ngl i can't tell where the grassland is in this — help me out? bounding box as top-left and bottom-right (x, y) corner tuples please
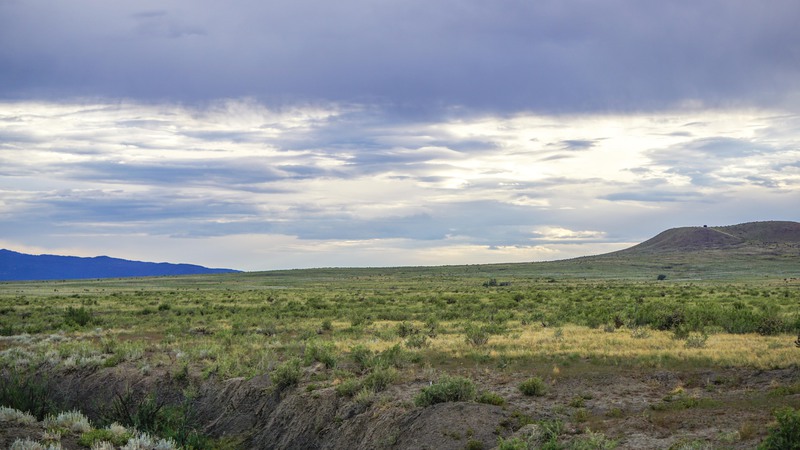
(1, 251), (799, 449)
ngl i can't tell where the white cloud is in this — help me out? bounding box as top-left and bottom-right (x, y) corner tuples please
(1, 100), (798, 269)
(531, 227), (607, 242)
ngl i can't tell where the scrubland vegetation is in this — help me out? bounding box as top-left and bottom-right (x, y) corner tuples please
(1, 263), (798, 448)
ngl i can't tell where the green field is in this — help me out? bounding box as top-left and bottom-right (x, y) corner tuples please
(1, 255), (799, 449)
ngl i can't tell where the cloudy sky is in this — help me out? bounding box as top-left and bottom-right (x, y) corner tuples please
(1, 1), (799, 270)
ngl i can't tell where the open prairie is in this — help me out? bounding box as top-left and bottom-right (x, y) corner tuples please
(1, 224), (799, 449)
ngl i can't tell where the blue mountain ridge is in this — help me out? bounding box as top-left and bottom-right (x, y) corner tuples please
(0, 249), (240, 281)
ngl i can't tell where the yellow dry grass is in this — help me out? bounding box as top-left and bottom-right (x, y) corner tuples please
(334, 323), (798, 370)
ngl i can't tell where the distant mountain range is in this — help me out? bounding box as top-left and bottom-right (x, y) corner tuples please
(0, 249), (240, 281)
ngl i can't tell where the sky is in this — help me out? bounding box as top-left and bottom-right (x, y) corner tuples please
(1, 0), (799, 271)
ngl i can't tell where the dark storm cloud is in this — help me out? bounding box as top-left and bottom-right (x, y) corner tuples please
(1, 0), (798, 112)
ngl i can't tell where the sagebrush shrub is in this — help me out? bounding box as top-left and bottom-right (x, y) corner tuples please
(64, 306), (93, 327)
(757, 316), (787, 336)
(0, 406), (37, 425)
(271, 358), (302, 390)
(414, 375), (477, 407)
(464, 324), (490, 347)
(363, 367), (398, 392)
(519, 377), (547, 397)
(334, 378), (362, 397)
(120, 433), (178, 450)
(303, 341), (337, 368)
(10, 438), (62, 450)
(44, 409), (92, 433)
(375, 344), (410, 368)
(396, 321), (418, 338)
(349, 344), (374, 372)
(477, 391), (505, 406)
(683, 331), (708, 349)
(404, 334), (429, 349)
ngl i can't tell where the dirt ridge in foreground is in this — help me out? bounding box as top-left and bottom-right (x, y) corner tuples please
(3, 362), (798, 449)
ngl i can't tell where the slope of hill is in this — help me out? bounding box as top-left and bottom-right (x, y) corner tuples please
(615, 220), (800, 255)
(0, 249), (240, 281)
(542, 220), (800, 280)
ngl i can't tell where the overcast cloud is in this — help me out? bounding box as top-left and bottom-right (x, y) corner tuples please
(1, 1), (799, 270)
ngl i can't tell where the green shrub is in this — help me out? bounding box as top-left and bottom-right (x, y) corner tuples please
(335, 378), (362, 397)
(650, 389), (718, 411)
(683, 332), (708, 349)
(570, 430), (618, 449)
(496, 437), (527, 450)
(79, 428), (132, 447)
(519, 377), (547, 397)
(350, 344), (375, 372)
(424, 316), (440, 338)
(353, 387), (375, 407)
(477, 391), (505, 406)
(540, 419), (565, 439)
(105, 390), (163, 433)
(349, 313), (368, 328)
(415, 375), (477, 407)
(1, 324), (14, 336)
(363, 367), (398, 392)
(405, 334), (429, 349)
(465, 439), (484, 450)
(103, 393), (207, 450)
(569, 396), (585, 408)
(671, 324), (690, 340)
(375, 344), (410, 369)
(397, 321), (418, 338)
(464, 324), (490, 347)
(0, 370), (53, 420)
(573, 408), (589, 423)
(172, 363), (189, 382)
(757, 316), (787, 336)
(271, 358), (302, 390)
(303, 341), (337, 369)
(64, 306), (93, 327)
(759, 407), (800, 449)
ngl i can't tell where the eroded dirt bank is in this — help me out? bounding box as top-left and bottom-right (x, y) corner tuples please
(2, 362), (799, 449)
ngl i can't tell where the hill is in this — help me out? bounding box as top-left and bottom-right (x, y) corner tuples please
(0, 249), (240, 281)
(543, 220), (800, 280)
(615, 220), (800, 254)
